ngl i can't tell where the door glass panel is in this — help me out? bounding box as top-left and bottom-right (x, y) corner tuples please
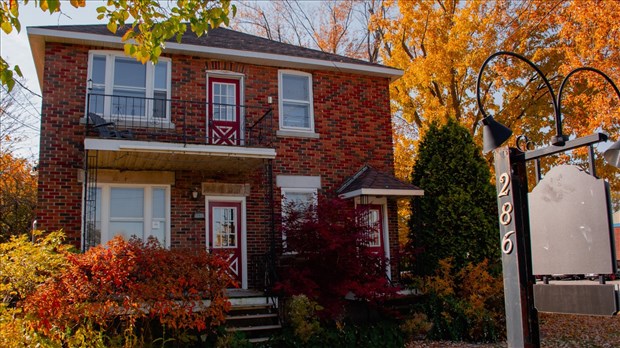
(213, 207), (237, 248)
(366, 209), (381, 247)
(212, 82), (236, 121)
(110, 188), (144, 218)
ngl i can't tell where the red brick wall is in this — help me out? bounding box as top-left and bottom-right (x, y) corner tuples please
(37, 42), (399, 281)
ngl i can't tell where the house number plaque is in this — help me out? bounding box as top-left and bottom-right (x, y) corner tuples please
(498, 172), (515, 254)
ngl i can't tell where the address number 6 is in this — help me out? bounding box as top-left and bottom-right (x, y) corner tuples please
(502, 230), (515, 254)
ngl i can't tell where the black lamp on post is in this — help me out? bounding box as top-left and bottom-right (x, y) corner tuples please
(477, 51), (569, 153)
(478, 51), (620, 347)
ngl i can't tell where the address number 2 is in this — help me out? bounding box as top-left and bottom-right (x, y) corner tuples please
(498, 172), (514, 255)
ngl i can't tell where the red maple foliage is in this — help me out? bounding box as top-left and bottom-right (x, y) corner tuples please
(276, 198), (400, 319)
(24, 237), (235, 342)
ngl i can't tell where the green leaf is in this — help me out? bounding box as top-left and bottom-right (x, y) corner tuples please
(14, 65), (22, 77)
(47, 0), (61, 13)
(96, 6), (107, 13)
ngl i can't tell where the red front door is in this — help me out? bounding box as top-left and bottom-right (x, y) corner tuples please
(208, 77), (241, 145)
(362, 205), (385, 257)
(209, 201), (242, 284)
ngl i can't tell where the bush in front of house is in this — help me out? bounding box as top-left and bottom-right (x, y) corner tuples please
(1, 232), (235, 347)
(0, 230), (70, 347)
(418, 258), (505, 343)
(276, 198), (400, 320)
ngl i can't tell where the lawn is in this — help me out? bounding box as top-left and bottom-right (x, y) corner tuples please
(407, 312), (620, 347)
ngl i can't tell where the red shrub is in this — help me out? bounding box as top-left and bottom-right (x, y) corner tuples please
(276, 198), (399, 319)
(25, 237), (234, 341)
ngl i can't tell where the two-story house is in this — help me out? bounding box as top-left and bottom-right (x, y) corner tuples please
(28, 24), (423, 290)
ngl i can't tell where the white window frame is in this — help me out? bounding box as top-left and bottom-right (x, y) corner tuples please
(87, 50), (172, 121)
(88, 183), (171, 248)
(278, 70), (314, 133)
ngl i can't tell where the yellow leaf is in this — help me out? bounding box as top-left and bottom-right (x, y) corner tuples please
(107, 21), (117, 34)
(1, 22), (13, 34)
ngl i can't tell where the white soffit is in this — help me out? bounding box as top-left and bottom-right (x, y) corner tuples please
(339, 188), (425, 200)
(84, 138), (276, 159)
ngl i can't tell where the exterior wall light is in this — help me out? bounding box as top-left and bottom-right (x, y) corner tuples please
(191, 187), (200, 200)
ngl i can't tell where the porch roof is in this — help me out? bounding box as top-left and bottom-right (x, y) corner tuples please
(337, 165), (424, 199)
(84, 138), (276, 173)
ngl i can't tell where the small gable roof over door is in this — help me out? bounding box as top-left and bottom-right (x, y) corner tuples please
(337, 165), (424, 199)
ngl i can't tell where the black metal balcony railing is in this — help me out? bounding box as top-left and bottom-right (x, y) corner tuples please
(85, 92), (274, 147)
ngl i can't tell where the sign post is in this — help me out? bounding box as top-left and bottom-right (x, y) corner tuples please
(493, 147), (539, 347)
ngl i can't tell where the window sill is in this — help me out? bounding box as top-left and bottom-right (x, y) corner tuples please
(276, 130), (320, 139)
(80, 117), (176, 130)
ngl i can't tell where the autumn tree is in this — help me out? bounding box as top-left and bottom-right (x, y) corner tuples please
(0, 0), (236, 91)
(372, 0), (567, 138)
(410, 120), (498, 276)
(234, 0), (385, 63)
(0, 150), (36, 242)
(0, 80), (39, 241)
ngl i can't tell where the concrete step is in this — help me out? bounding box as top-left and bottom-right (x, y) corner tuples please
(225, 313), (279, 327)
(226, 324), (282, 332)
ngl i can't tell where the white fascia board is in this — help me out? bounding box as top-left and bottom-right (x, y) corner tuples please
(339, 188), (425, 199)
(84, 139), (276, 159)
(27, 28), (403, 80)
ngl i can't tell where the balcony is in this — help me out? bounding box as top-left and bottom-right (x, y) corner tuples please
(84, 93), (277, 173)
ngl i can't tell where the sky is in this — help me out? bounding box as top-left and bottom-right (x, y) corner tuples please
(1, 1), (108, 160)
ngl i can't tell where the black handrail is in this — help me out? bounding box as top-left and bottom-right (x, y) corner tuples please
(85, 92), (274, 147)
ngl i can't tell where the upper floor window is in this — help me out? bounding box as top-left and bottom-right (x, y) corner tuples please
(88, 51), (171, 120)
(278, 70), (314, 132)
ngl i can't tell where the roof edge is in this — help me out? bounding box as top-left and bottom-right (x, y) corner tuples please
(27, 27), (403, 80)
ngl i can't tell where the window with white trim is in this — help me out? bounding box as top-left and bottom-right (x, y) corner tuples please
(87, 184), (170, 247)
(278, 70), (314, 132)
(282, 188), (317, 213)
(88, 51), (171, 120)
(281, 187), (317, 251)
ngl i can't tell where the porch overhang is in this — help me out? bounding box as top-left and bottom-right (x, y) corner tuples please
(337, 165), (424, 199)
(84, 138), (276, 173)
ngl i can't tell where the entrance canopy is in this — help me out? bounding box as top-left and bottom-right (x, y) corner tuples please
(337, 165), (424, 199)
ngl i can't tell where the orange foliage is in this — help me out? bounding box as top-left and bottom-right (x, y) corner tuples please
(25, 237), (234, 342)
(0, 149), (37, 241)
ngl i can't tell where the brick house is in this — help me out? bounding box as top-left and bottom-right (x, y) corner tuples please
(28, 24), (423, 290)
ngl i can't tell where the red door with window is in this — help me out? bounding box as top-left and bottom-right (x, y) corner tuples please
(208, 77), (241, 145)
(362, 205), (385, 257)
(209, 201), (242, 285)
